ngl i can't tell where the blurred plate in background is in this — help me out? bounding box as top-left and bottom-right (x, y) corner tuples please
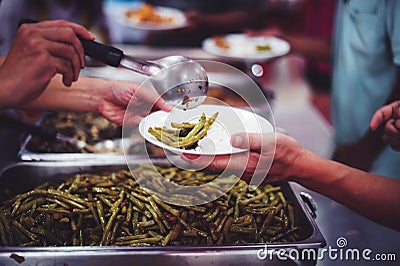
(202, 34), (290, 62)
(117, 3), (189, 30)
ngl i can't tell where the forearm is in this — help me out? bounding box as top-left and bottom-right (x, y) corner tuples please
(285, 35), (331, 63)
(0, 56), (15, 108)
(0, 74), (17, 108)
(197, 9), (265, 33)
(385, 69), (400, 103)
(21, 75), (109, 113)
(0, 57), (27, 108)
(355, 69), (400, 157)
(293, 148), (400, 230)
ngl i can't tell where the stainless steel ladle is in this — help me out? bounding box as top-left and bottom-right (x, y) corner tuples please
(80, 39), (208, 109)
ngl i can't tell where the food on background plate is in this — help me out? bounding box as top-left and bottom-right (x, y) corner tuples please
(203, 34), (292, 61)
(0, 164), (301, 247)
(125, 4), (173, 24)
(148, 112), (219, 149)
(213, 35), (271, 53)
(213, 36), (230, 50)
(256, 44), (271, 51)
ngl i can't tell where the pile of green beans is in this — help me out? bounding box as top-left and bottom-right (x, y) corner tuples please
(148, 112), (219, 149)
(0, 165), (300, 247)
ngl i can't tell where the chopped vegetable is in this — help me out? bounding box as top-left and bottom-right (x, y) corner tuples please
(148, 112), (219, 149)
(0, 165), (301, 247)
(256, 44), (271, 51)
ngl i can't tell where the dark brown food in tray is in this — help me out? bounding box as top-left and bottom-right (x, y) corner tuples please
(26, 112), (121, 153)
(0, 164), (306, 247)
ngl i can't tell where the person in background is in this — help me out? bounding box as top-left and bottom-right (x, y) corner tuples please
(143, 0), (304, 46)
(330, 0), (400, 178)
(249, 0), (400, 178)
(183, 99), (400, 231)
(0, 20), (171, 125)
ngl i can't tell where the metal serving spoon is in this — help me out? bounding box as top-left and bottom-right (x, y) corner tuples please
(80, 39), (209, 109)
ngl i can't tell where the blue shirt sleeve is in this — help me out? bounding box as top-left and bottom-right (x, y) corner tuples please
(386, 0), (400, 65)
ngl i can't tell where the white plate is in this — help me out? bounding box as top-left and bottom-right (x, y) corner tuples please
(139, 105), (274, 155)
(202, 34), (290, 61)
(118, 4), (189, 31)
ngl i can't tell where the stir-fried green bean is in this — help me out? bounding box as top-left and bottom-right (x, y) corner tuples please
(0, 164), (301, 247)
(148, 113), (219, 149)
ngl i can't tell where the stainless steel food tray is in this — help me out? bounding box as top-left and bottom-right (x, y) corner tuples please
(0, 160), (325, 266)
(17, 113), (149, 162)
(18, 135), (137, 162)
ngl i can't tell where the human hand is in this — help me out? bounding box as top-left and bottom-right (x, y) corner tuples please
(178, 11), (208, 36)
(183, 132), (303, 183)
(98, 80), (173, 125)
(185, 11), (202, 29)
(370, 101), (400, 151)
(0, 20), (94, 108)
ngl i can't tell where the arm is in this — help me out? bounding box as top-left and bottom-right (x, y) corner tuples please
(288, 139), (400, 231)
(184, 133), (400, 231)
(187, 9), (265, 34)
(285, 35), (331, 62)
(332, 69), (400, 171)
(21, 74), (107, 113)
(21, 75), (172, 125)
(184, 1), (273, 37)
(247, 28), (332, 63)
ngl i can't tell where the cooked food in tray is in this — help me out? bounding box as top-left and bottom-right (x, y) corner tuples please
(26, 112), (121, 153)
(0, 165), (300, 247)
